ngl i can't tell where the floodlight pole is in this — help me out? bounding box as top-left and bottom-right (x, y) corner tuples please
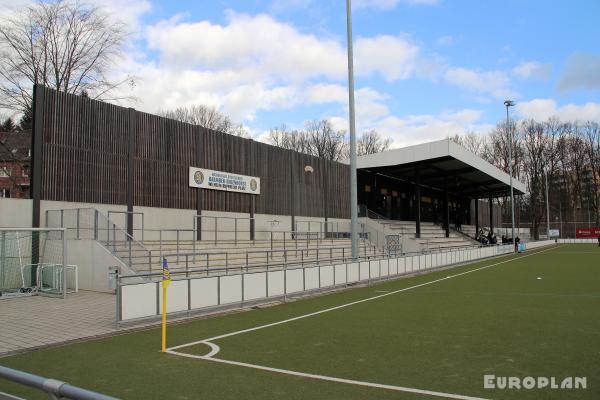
(504, 100), (516, 249)
(346, 0), (359, 260)
(544, 161), (550, 238)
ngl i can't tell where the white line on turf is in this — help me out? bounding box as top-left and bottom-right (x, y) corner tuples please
(167, 348), (489, 400)
(166, 245), (562, 400)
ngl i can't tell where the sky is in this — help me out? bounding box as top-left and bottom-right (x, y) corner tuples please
(2, 0), (600, 147)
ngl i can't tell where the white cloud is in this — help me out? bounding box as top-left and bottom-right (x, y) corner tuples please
(94, 0), (152, 31)
(354, 0), (440, 10)
(145, 12), (347, 81)
(512, 61), (551, 80)
(304, 84), (347, 104)
(115, 11), (428, 123)
(516, 99), (600, 122)
(444, 67), (514, 99)
(557, 53), (600, 91)
(355, 35), (420, 81)
(326, 107), (490, 148)
(377, 109), (492, 147)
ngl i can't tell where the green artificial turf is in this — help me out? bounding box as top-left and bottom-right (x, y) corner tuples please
(0, 244), (598, 400)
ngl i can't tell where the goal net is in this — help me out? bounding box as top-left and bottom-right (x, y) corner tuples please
(0, 228), (71, 297)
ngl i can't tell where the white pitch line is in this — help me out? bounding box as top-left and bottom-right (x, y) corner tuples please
(166, 348), (489, 400)
(166, 245), (562, 399)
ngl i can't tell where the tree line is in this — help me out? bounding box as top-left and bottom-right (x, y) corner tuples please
(453, 118), (600, 237)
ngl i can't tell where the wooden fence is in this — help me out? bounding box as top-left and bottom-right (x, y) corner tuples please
(32, 85), (350, 219)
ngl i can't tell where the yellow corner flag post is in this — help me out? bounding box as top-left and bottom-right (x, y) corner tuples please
(161, 257), (171, 353)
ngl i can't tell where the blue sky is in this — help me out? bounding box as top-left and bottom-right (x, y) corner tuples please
(5, 0), (600, 146)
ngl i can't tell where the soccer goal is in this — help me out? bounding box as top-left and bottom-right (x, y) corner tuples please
(0, 228), (75, 299)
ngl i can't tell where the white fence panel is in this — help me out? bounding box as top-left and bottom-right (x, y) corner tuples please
(380, 259), (389, 277)
(220, 275), (242, 304)
(419, 255), (427, 270)
(286, 269), (304, 293)
(121, 282), (156, 320)
(159, 280), (188, 313)
(304, 267), (320, 290)
(190, 277), (219, 309)
(268, 270), (284, 297)
(320, 265), (334, 287)
(334, 263), (347, 285)
(347, 262), (359, 282)
(359, 262), (370, 280)
(369, 260), (380, 279)
(389, 258), (398, 275)
(244, 272), (267, 301)
(398, 257), (406, 274)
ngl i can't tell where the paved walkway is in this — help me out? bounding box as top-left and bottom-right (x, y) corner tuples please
(0, 291), (116, 356)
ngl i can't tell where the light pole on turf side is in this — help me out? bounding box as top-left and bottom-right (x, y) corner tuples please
(504, 100), (516, 249)
(544, 160), (551, 239)
(346, 0), (358, 260)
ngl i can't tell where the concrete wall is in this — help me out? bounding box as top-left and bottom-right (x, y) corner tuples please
(0, 198), (32, 227)
(68, 240), (127, 292)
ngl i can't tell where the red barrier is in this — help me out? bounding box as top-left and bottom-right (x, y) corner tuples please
(575, 227), (600, 238)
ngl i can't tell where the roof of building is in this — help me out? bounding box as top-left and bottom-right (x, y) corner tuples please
(355, 138), (527, 198)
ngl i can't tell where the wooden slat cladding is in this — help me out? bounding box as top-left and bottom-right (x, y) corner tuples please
(38, 87), (350, 218)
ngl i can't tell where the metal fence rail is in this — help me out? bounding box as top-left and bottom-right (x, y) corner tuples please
(140, 241), (504, 281)
(45, 208), (152, 274)
(0, 365), (118, 400)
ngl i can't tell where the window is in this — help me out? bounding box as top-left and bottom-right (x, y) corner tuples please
(22, 165), (29, 177)
(0, 167), (12, 178)
(0, 188), (10, 198)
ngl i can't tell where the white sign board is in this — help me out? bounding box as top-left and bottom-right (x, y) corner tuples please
(548, 229), (560, 238)
(189, 167), (260, 195)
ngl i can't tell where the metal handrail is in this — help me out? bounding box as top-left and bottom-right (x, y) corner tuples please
(161, 241), (378, 272)
(107, 210), (145, 242)
(120, 242), (510, 282)
(0, 365), (118, 400)
(45, 208), (153, 274)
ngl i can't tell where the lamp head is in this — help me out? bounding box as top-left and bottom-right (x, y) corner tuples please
(504, 100), (515, 107)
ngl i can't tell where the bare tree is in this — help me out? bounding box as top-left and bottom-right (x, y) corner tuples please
(582, 121), (600, 223)
(267, 119), (347, 161)
(159, 104), (249, 138)
(451, 132), (487, 157)
(357, 130), (391, 156)
(0, 0), (133, 112)
(266, 124), (308, 153)
(304, 119), (346, 161)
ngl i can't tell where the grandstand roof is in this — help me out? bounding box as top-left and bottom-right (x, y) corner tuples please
(355, 138), (527, 198)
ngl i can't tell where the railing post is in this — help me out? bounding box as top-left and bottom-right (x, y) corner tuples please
(270, 231), (273, 250)
(94, 210), (98, 240)
(176, 230), (180, 264)
(159, 230), (162, 259)
(60, 209), (64, 228)
(148, 250), (152, 273)
(235, 218), (238, 245)
(76, 209), (80, 240)
(62, 229), (67, 299)
(214, 217), (218, 245)
(128, 238), (132, 269)
(112, 224), (116, 252)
